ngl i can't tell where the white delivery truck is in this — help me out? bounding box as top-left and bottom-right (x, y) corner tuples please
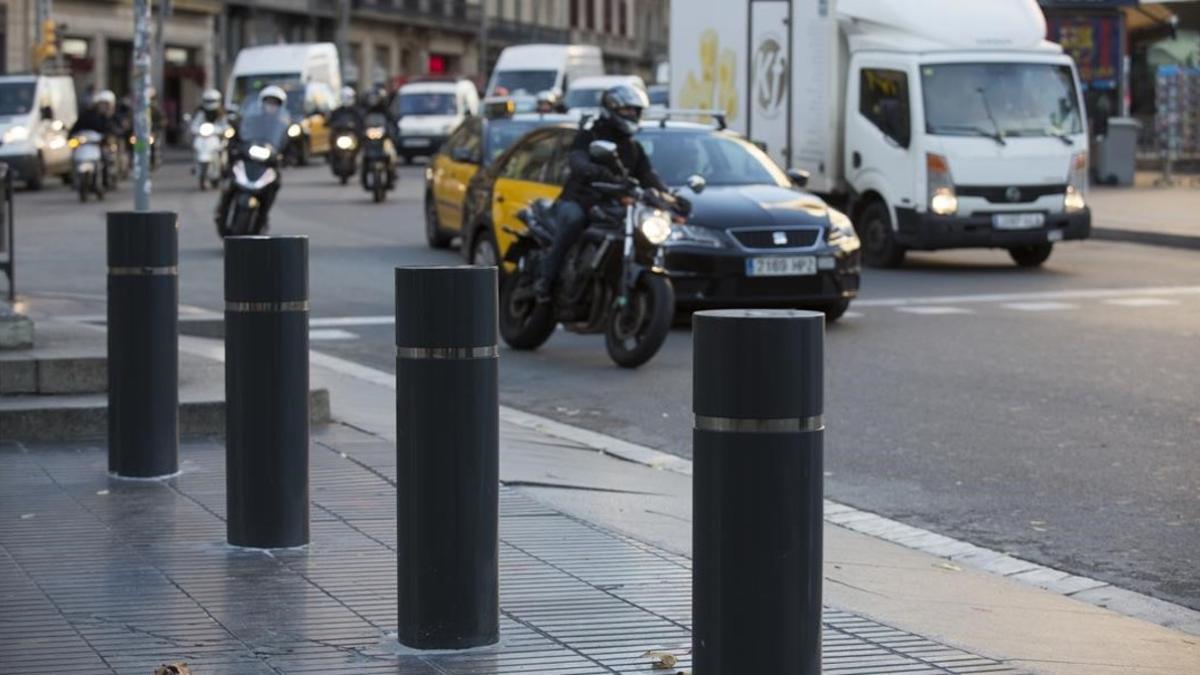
(671, 0), (1091, 268)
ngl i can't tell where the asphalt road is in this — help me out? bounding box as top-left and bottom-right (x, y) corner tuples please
(11, 154), (1199, 611)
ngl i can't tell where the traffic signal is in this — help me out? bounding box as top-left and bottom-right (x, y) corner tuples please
(33, 19), (57, 63)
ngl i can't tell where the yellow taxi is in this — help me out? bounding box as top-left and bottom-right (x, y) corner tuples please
(281, 82), (335, 164)
(423, 112), (573, 251)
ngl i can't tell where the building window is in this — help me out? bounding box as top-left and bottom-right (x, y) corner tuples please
(61, 37), (89, 59)
(374, 45), (391, 86)
(165, 47), (190, 66)
(618, 0), (627, 36)
(569, 0), (579, 27)
(603, 0), (612, 33)
(585, 0), (594, 30)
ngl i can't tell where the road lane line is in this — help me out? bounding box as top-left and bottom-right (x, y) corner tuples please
(1002, 301), (1079, 312)
(1103, 297), (1180, 307)
(308, 316), (395, 327)
(895, 306), (974, 315)
(310, 329), (360, 341)
(855, 285), (1200, 307)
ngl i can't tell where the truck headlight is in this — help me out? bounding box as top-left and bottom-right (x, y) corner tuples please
(3, 126), (29, 143)
(1065, 151), (1088, 213)
(287, 123), (301, 138)
(927, 153), (958, 216)
(639, 213), (672, 245)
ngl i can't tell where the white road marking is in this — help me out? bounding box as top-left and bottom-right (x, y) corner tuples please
(855, 285), (1200, 308)
(1002, 301), (1079, 312)
(309, 328), (359, 341)
(841, 311), (865, 319)
(1103, 297), (1180, 308)
(309, 316), (395, 327)
(895, 306), (973, 315)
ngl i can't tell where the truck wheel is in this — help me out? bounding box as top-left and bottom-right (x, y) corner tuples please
(1009, 243), (1053, 268)
(860, 200), (906, 268)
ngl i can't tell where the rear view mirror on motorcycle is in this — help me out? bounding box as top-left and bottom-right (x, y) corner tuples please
(589, 140), (618, 162)
(686, 174), (707, 194)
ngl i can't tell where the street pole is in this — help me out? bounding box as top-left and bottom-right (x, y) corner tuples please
(132, 0), (152, 211)
(153, 0), (172, 103)
(478, 0), (489, 79)
(336, 0), (350, 84)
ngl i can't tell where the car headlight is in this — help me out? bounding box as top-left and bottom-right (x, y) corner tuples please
(666, 224), (727, 248)
(224, 126), (236, 139)
(287, 123), (301, 138)
(198, 122), (215, 137)
(335, 134), (356, 150)
(247, 144), (272, 161)
(639, 213), (673, 245)
(927, 153), (958, 216)
(366, 126), (385, 140)
(826, 209), (861, 251)
(1065, 151), (1088, 213)
(3, 126), (29, 143)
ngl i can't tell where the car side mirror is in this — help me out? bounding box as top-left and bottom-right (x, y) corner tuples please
(450, 147), (473, 163)
(786, 168), (810, 188)
(686, 174), (707, 194)
(40, 106), (53, 121)
(589, 139), (618, 162)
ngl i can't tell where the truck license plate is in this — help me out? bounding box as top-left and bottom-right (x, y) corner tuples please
(993, 213), (1045, 230)
(746, 256), (817, 277)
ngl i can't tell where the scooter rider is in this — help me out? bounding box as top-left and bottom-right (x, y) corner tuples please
(191, 89), (226, 128)
(359, 86), (398, 188)
(214, 86), (288, 229)
(70, 89), (117, 137)
(535, 84), (669, 302)
(329, 86), (362, 132)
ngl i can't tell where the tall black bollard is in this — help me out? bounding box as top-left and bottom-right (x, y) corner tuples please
(692, 309), (825, 674)
(107, 211), (178, 478)
(224, 236), (310, 549)
(395, 265), (499, 650)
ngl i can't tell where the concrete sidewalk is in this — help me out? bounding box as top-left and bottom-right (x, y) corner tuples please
(1089, 172), (1200, 250)
(3, 323), (1199, 674)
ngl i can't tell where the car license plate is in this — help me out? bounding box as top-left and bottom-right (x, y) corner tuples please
(993, 213), (1044, 230)
(746, 256), (817, 277)
(402, 138), (430, 148)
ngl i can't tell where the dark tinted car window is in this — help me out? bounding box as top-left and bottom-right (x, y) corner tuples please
(638, 129), (789, 187)
(499, 129), (558, 182)
(547, 130), (577, 186)
(444, 118), (481, 162)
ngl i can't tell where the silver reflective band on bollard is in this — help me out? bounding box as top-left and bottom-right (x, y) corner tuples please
(224, 235), (310, 549)
(692, 309), (825, 675)
(107, 211), (179, 478)
(395, 265), (500, 650)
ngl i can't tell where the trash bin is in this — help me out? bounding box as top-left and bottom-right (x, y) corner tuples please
(1094, 117), (1141, 186)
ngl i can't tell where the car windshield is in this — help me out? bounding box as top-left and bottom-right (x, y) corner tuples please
(922, 63), (1083, 138)
(563, 88), (605, 109)
(0, 82), (36, 116)
(231, 73), (302, 108)
(485, 120), (548, 163)
(490, 70), (557, 96)
(397, 93), (456, 116)
(638, 130), (790, 187)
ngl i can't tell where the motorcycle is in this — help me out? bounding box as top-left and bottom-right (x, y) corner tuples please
(498, 140), (692, 369)
(69, 130), (105, 202)
(215, 109), (286, 238)
(329, 126), (358, 185)
(361, 112), (395, 203)
(191, 119), (230, 191)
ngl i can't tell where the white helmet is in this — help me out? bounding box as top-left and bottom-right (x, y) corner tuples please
(258, 85), (287, 108)
(201, 89), (222, 111)
(340, 86), (356, 107)
(94, 89), (116, 107)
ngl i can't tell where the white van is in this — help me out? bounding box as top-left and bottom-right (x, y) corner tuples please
(394, 79), (480, 163)
(486, 44), (604, 105)
(226, 43), (341, 161)
(563, 74), (646, 114)
(0, 74), (77, 189)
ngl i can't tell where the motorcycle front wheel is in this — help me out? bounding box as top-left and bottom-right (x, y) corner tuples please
(372, 171), (386, 202)
(499, 271), (556, 351)
(77, 177), (88, 203)
(605, 274), (674, 369)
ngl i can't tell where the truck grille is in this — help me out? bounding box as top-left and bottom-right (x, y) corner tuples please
(731, 228), (821, 250)
(957, 184), (1066, 204)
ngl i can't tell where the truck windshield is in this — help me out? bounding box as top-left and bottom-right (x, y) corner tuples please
(0, 82), (36, 116)
(231, 73), (302, 108)
(563, 88), (605, 109)
(397, 93), (456, 116)
(490, 70), (557, 96)
(921, 63), (1082, 139)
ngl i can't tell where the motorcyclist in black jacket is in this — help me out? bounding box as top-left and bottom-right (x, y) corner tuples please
(70, 89), (117, 137)
(536, 84), (668, 302)
(359, 86), (398, 189)
(328, 86), (363, 132)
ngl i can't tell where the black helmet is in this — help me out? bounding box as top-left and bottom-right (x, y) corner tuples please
(362, 87), (384, 110)
(599, 84), (649, 136)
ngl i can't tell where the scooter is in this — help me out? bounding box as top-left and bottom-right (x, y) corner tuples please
(329, 126), (358, 185)
(360, 114), (396, 203)
(70, 130), (105, 203)
(192, 120), (230, 191)
(215, 112), (285, 238)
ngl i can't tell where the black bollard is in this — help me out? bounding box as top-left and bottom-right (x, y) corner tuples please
(395, 265), (499, 649)
(692, 309), (825, 674)
(107, 211), (178, 478)
(224, 236), (310, 548)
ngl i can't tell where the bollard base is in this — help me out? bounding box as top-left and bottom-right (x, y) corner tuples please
(108, 469), (182, 482)
(385, 633), (504, 655)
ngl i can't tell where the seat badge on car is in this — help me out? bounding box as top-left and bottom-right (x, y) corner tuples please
(773, 231), (788, 246)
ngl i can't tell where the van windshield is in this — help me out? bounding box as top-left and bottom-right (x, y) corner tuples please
(231, 73), (302, 108)
(922, 63), (1082, 139)
(0, 82), (36, 116)
(397, 93), (456, 116)
(563, 88), (605, 109)
(491, 70), (557, 96)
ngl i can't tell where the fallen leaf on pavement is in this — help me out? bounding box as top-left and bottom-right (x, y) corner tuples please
(642, 650), (678, 668)
(154, 663), (191, 675)
(936, 562), (963, 572)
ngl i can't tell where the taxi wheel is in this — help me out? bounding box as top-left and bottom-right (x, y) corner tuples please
(860, 200), (906, 269)
(424, 192), (453, 249)
(296, 137), (310, 166)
